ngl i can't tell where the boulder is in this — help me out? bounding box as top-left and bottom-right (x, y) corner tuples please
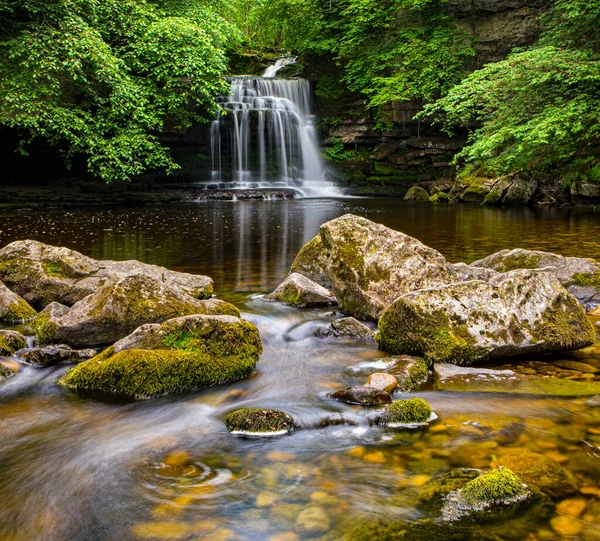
(0, 281), (36, 322)
(471, 248), (600, 309)
(224, 408), (296, 436)
(0, 330), (27, 356)
(365, 372), (397, 393)
(571, 181), (600, 205)
(324, 317), (374, 340)
(434, 362), (600, 396)
(387, 355), (429, 392)
(330, 386), (392, 406)
(378, 398), (432, 426)
(266, 273), (336, 307)
(492, 449), (577, 498)
(404, 186), (430, 201)
(0, 362), (14, 380)
(0, 240), (213, 309)
(29, 274), (239, 348)
(60, 314), (262, 399)
(376, 269), (595, 365)
(316, 215), (455, 321)
(295, 505), (331, 535)
(453, 175), (537, 205)
(16, 345), (96, 366)
(289, 235), (332, 289)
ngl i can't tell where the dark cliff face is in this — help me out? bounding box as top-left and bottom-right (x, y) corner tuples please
(314, 0), (551, 195)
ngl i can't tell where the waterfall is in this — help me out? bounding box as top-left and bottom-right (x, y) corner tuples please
(208, 72), (339, 197)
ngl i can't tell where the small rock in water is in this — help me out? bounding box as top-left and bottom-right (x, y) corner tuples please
(324, 317), (374, 339)
(224, 408), (296, 435)
(17, 345), (84, 366)
(556, 497), (587, 517)
(294, 505), (330, 534)
(365, 372), (397, 393)
(550, 515), (583, 537)
(330, 386), (392, 406)
(266, 273), (336, 307)
(0, 330), (28, 356)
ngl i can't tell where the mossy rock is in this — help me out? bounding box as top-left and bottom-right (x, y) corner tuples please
(461, 467), (527, 507)
(0, 362), (14, 379)
(60, 314), (262, 399)
(290, 235), (332, 289)
(387, 355), (429, 392)
(224, 408), (296, 435)
(344, 518), (469, 541)
(0, 281), (37, 322)
(493, 449), (577, 498)
(266, 273), (335, 307)
(378, 398), (432, 425)
(0, 330), (27, 356)
(419, 468), (482, 513)
(404, 186), (430, 201)
(429, 192), (450, 203)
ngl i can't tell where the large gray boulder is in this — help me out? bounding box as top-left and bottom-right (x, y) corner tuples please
(571, 181), (600, 205)
(293, 215), (456, 321)
(0, 240), (213, 309)
(0, 281), (36, 322)
(266, 273), (336, 307)
(376, 269), (595, 365)
(471, 248), (600, 309)
(29, 274), (240, 348)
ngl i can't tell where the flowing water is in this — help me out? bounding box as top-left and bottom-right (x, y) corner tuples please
(0, 199), (599, 541)
(209, 77), (339, 197)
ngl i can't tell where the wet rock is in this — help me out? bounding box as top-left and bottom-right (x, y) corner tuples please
(324, 317), (374, 340)
(378, 398), (432, 426)
(0, 362), (14, 380)
(16, 345), (94, 366)
(386, 355), (429, 392)
(0, 239), (213, 309)
(550, 515), (583, 537)
(365, 372), (397, 393)
(452, 175), (537, 205)
(493, 449), (577, 498)
(294, 505), (330, 534)
(571, 181), (600, 205)
(289, 235), (332, 289)
(418, 468), (482, 513)
(0, 330), (27, 356)
(29, 274), (239, 348)
(224, 408), (296, 436)
(60, 314), (262, 399)
(471, 247), (600, 309)
(556, 497), (587, 517)
(404, 186), (430, 201)
(0, 281), (36, 322)
(377, 269), (595, 365)
(330, 386), (392, 406)
(553, 360), (598, 373)
(266, 273), (335, 307)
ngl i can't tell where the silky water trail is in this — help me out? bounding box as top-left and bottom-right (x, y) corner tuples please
(0, 199), (599, 540)
(207, 61), (340, 198)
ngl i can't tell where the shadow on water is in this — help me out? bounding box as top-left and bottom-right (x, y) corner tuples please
(0, 199), (599, 540)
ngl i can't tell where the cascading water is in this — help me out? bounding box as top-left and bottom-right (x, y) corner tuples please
(208, 64), (340, 197)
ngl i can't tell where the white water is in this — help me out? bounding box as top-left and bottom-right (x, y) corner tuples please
(263, 57), (297, 78)
(209, 70), (340, 197)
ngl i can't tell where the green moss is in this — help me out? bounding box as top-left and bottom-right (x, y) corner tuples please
(0, 363), (13, 378)
(344, 519), (468, 541)
(29, 311), (57, 345)
(567, 270), (600, 288)
(461, 468), (527, 507)
(224, 408), (296, 433)
(491, 253), (543, 273)
(404, 186), (430, 201)
(41, 259), (80, 278)
(189, 283), (214, 300)
(3, 299), (37, 322)
(531, 299), (595, 348)
(429, 192), (450, 203)
(60, 318), (262, 398)
(407, 357), (428, 386)
(379, 397), (432, 425)
(419, 469), (482, 513)
(0, 332), (27, 356)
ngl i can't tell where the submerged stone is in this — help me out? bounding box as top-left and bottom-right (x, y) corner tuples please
(330, 386), (392, 406)
(29, 274), (239, 348)
(0, 330), (27, 356)
(378, 398), (432, 426)
(60, 314), (262, 399)
(376, 269), (595, 365)
(224, 408), (296, 436)
(294, 505), (330, 534)
(0, 281), (36, 322)
(266, 273), (336, 307)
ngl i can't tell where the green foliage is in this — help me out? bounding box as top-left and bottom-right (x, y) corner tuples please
(325, 0), (475, 106)
(421, 0), (600, 184)
(0, 0), (230, 182)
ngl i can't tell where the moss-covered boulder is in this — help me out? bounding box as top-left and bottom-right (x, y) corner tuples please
(0, 281), (36, 322)
(324, 317), (374, 340)
(60, 314), (262, 398)
(29, 274), (239, 348)
(266, 273), (336, 307)
(471, 248), (600, 310)
(0, 330), (27, 356)
(0, 362), (14, 380)
(386, 355), (429, 392)
(0, 240), (213, 309)
(419, 468), (483, 513)
(290, 235), (333, 290)
(378, 397), (432, 426)
(493, 449), (577, 498)
(376, 269), (595, 365)
(404, 186), (430, 201)
(452, 175), (537, 206)
(224, 408), (296, 435)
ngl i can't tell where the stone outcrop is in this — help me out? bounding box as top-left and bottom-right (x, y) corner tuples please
(266, 273), (336, 307)
(29, 274), (239, 348)
(450, 175), (538, 205)
(0, 240), (213, 309)
(471, 248), (600, 309)
(376, 269), (595, 365)
(60, 314), (262, 398)
(0, 281), (36, 322)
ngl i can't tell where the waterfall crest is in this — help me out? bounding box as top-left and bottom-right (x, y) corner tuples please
(209, 74), (339, 197)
